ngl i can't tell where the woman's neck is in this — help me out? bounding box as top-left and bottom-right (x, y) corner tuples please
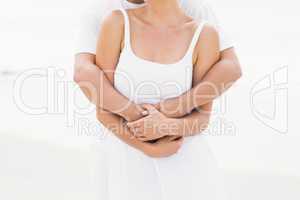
(143, 0), (184, 27)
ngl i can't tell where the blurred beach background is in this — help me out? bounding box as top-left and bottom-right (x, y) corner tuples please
(0, 0), (299, 199)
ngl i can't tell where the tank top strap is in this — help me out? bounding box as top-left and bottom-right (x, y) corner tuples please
(119, 9), (131, 48)
(183, 21), (207, 61)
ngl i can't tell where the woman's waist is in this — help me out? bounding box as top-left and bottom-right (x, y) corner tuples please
(114, 81), (191, 105)
(115, 56), (193, 86)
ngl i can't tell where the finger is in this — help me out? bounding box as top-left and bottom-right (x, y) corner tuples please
(153, 103), (161, 111)
(127, 121), (142, 129)
(155, 136), (170, 144)
(173, 137), (184, 145)
(129, 127), (142, 136)
(141, 110), (149, 116)
(141, 104), (157, 114)
(135, 127), (144, 134)
(136, 104), (149, 116)
(127, 120), (139, 127)
(157, 135), (181, 143)
(128, 126), (136, 134)
(165, 136), (181, 142)
(140, 103), (151, 108)
(136, 136), (149, 141)
(127, 118), (146, 128)
(128, 113), (152, 125)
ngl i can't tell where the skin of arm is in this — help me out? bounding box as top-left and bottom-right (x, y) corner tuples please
(94, 11), (183, 157)
(96, 108), (183, 158)
(74, 46), (241, 122)
(74, 0), (241, 120)
(74, 53), (146, 123)
(127, 24), (220, 140)
(156, 47), (241, 118)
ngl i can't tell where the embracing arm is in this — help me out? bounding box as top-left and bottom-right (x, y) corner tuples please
(128, 25), (219, 139)
(97, 109), (183, 158)
(158, 44), (241, 118)
(170, 24), (220, 136)
(74, 16), (147, 122)
(94, 11), (182, 157)
(159, 1), (242, 118)
(94, 11), (144, 149)
(74, 54), (145, 122)
(179, 48), (241, 112)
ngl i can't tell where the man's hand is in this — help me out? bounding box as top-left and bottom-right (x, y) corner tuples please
(120, 104), (149, 122)
(141, 136), (184, 158)
(155, 96), (193, 118)
(127, 104), (183, 141)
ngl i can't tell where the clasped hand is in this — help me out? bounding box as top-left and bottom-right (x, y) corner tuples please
(127, 104), (183, 142)
(126, 104), (184, 158)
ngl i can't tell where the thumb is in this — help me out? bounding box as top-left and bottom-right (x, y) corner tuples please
(141, 104), (157, 114)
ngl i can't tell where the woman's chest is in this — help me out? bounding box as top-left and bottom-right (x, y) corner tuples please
(130, 25), (196, 64)
(115, 56), (193, 104)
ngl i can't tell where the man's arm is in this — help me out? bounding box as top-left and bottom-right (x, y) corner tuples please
(158, 47), (242, 118)
(128, 24), (220, 139)
(73, 11), (148, 151)
(187, 47), (241, 107)
(159, 0), (242, 117)
(81, 10), (182, 158)
(169, 48), (241, 136)
(74, 54), (146, 122)
(97, 109), (183, 158)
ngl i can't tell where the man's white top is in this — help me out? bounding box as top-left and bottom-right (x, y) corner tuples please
(76, 0), (233, 55)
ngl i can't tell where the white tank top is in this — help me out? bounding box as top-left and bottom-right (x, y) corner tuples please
(114, 9), (206, 105)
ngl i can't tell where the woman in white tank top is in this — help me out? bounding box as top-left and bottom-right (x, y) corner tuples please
(95, 0), (226, 199)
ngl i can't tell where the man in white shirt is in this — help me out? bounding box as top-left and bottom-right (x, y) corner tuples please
(74, 0), (242, 128)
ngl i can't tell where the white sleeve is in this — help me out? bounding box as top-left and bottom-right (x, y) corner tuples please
(181, 0), (234, 51)
(75, 1), (112, 55)
(75, 12), (100, 55)
(200, 2), (234, 51)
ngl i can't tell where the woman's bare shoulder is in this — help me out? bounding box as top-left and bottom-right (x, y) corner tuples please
(194, 23), (219, 56)
(96, 10), (125, 71)
(100, 10), (125, 32)
(97, 10), (125, 52)
(198, 23), (219, 46)
(192, 22), (220, 65)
